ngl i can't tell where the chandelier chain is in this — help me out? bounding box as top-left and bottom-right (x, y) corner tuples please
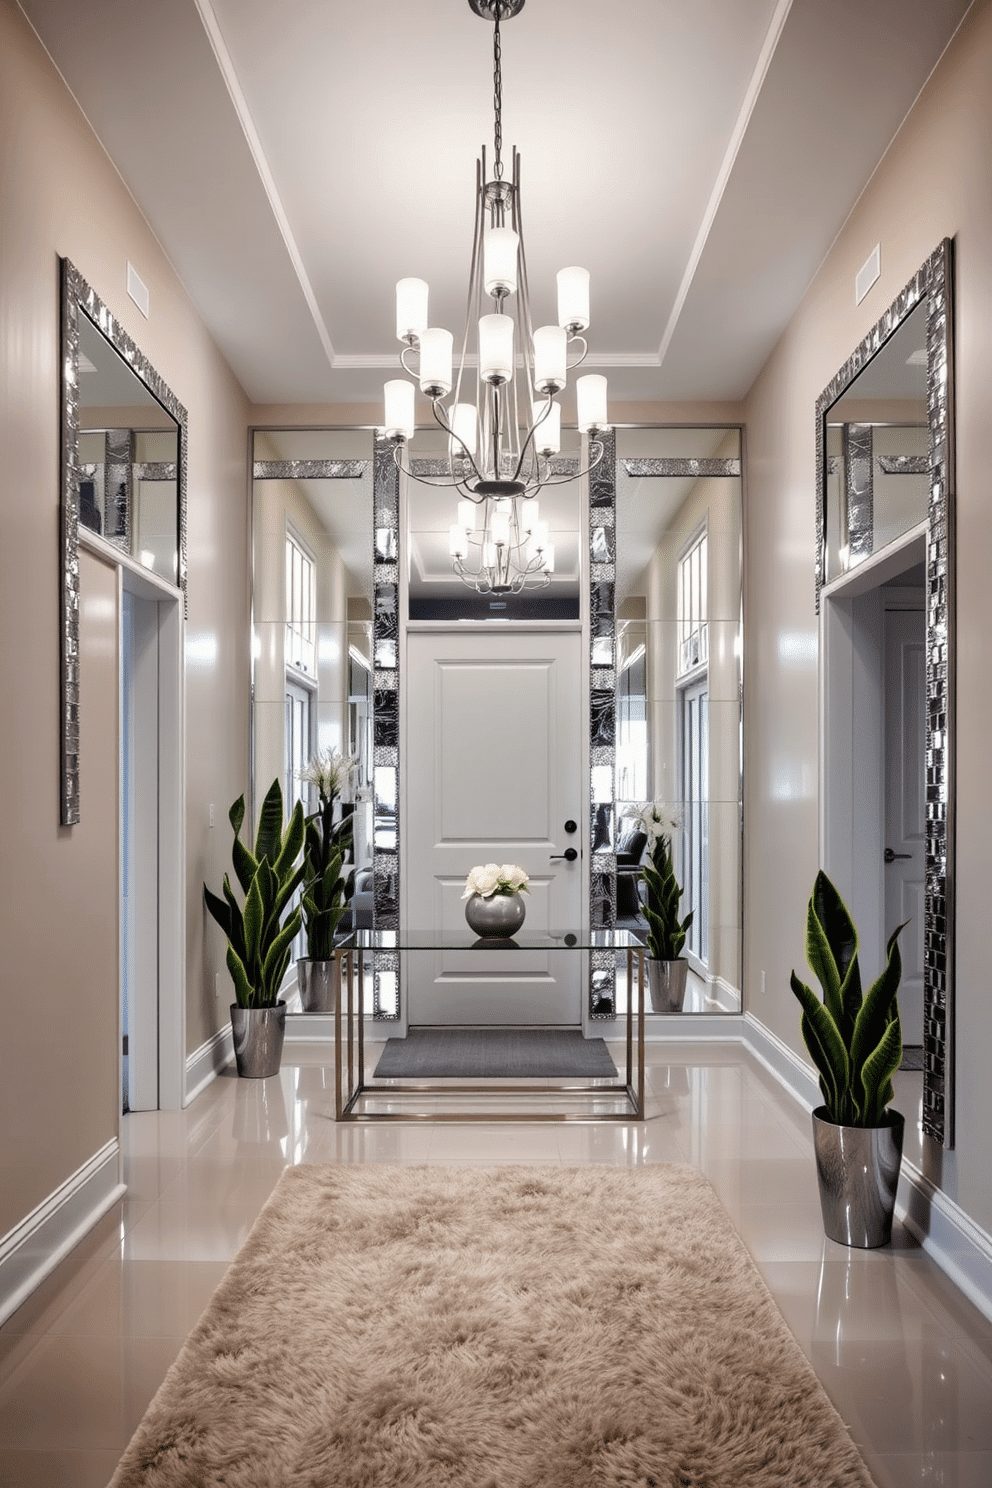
(492, 7), (503, 180)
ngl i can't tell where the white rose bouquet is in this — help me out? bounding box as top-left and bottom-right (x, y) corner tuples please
(461, 863), (530, 899)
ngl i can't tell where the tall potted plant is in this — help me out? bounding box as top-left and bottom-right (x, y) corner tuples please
(203, 778), (305, 1077)
(791, 870), (906, 1247)
(296, 749), (355, 1011)
(637, 802), (694, 1012)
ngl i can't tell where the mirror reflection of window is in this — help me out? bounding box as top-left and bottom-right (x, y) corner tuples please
(615, 428), (742, 1014)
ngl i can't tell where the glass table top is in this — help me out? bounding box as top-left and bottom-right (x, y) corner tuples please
(342, 929), (646, 952)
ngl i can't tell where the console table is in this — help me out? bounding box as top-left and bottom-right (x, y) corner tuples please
(329, 930), (647, 1123)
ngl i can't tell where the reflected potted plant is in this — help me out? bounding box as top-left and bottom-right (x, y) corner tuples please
(791, 870), (906, 1248)
(295, 749), (356, 1012)
(203, 778), (305, 1077)
(637, 802), (694, 1013)
(462, 863), (530, 939)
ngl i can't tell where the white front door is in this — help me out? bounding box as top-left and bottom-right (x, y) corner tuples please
(404, 627), (585, 1026)
(884, 603), (926, 1044)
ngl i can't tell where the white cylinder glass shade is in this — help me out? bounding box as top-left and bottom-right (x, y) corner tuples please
(557, 267), (590, 332)
(396, 277), (429, 342)
(483, 227), (519, 298)
(541, 543), (555, 574)
(450, 402), (477, 460)
(520, 498), (540, 534)
(531, 520), (549, 552)
(533, 325), (567, 393)
(482, 540), (496, 569)
(576, 373), (608, 432)
(449, 524), (467, 559)
(532, 400), (561, 455)
(383, 379), (415, 442)
(457, 498), (477, 532)
(490, 509), (511, 547)
(479, 314), (514, 385)
(418, 327), (453, 395)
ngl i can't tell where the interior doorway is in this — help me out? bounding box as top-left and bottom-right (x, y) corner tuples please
(821, 528), (926, 1046)
(119, 568), (184, 1111)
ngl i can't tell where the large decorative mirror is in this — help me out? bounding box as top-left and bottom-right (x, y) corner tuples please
(251, 422), (744, 1024)
(607, 428), (744, 1016)
(60, 259), (187, 824)
(250, 429), (380, 1012)
(816, 239), (955, 1147)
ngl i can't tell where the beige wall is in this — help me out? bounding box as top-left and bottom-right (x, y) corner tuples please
(743, 0), (992, 1234)
(0, 0), (250, 1235)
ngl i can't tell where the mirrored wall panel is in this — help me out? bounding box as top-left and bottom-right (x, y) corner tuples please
(613, 428), (743, 1014)
(251, 430), (379, 1011)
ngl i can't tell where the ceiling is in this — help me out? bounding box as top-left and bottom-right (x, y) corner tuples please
(21, 0), (971, 412)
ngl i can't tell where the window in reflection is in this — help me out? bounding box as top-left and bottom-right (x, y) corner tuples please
(615, 428), (742, 1013)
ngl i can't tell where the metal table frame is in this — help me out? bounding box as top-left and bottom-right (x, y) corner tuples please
(332, 939), (646, 1122)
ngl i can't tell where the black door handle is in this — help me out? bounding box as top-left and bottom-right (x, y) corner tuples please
(550, 848), (578, 862)
(883, 848), (912, 863)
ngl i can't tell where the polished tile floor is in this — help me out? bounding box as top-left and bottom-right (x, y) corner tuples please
(1, 1040), (989, 1487)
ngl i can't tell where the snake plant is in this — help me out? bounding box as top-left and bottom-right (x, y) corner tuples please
(790, 870), (905, 1127)
(640, 829), (694, 962)
(300, 802), (352, 961)
(203, 778), (306, 1009)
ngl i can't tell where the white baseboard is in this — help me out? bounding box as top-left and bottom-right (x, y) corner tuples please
(185, 1021), (234, 1106)
(0, 1141), (126, 1328)
(742, 1013), (992, 1324)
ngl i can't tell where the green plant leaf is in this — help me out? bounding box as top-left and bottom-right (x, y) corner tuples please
(850, 921), (904, 1122)
(859, 1015), (903, 1126)
(262, 909), (301, 1001)
(242, 873), (265, 971)
(231, 833), (257, 898)
(254, 777), (285, 865)
(229, 794), (246, 838)
(225, 943), (253, 1009)
(203, 883), (231, 937)
(273, 798), (305, 886)
(220, 875), (246, 961)
(790, 969), (850, 1123)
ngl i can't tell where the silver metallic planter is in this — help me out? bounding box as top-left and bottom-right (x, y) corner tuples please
(230, 1002), (287, 1079)
(297, 957), (338, 1013)
(647, 958), (688, 1013)
(464, 891), (526, 939)
(811, 1107), (905, 1248)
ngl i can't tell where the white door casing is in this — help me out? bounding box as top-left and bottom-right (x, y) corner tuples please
(884, 602), (926, 1045)
(404, 627), (585, 1026)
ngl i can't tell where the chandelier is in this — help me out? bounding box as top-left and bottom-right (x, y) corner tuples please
(382, 0), (609, 595)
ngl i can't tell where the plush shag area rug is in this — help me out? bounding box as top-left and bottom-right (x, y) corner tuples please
(110, 1164), (874, 1487)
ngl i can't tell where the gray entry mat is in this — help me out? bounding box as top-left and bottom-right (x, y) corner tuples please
(373, 1028), (618, 1079)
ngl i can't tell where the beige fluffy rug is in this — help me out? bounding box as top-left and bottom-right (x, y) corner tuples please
(110, 1164), (873, 1487)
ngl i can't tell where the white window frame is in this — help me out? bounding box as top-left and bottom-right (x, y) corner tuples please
(285, 525), (316, 678)
(676, 523), (709, 679)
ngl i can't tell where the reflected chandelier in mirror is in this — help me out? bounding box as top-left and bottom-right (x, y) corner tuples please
(59, 258), (187, 825)
(815, 239), (955, 1147)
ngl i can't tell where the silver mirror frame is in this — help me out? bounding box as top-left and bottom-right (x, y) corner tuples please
(815, 238), (955, 1147)
(59, 258), (188, 825)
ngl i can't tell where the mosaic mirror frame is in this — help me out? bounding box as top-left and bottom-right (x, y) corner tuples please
(59, 257), (188, 825)
(815, 239), (956, 1147)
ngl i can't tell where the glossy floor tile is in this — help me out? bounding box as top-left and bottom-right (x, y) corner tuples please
(0, 1040), (988, 1488)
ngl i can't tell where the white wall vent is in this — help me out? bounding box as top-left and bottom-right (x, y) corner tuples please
(855, 245), (881, 306)
(127, 261), (149, 319)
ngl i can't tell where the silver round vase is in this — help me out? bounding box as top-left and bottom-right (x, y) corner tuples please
(464, 891), (526, 938)
(230, 1002), (287, 1079)
(811, 1107), (904, 1248)
(297, 957), (337, 1013)
(646, 957), (688, 1013)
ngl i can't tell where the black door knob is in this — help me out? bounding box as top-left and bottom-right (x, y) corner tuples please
(563, 819), (577, 834)
(550, 847), (578, 862)
(883, 847), (912, 863)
